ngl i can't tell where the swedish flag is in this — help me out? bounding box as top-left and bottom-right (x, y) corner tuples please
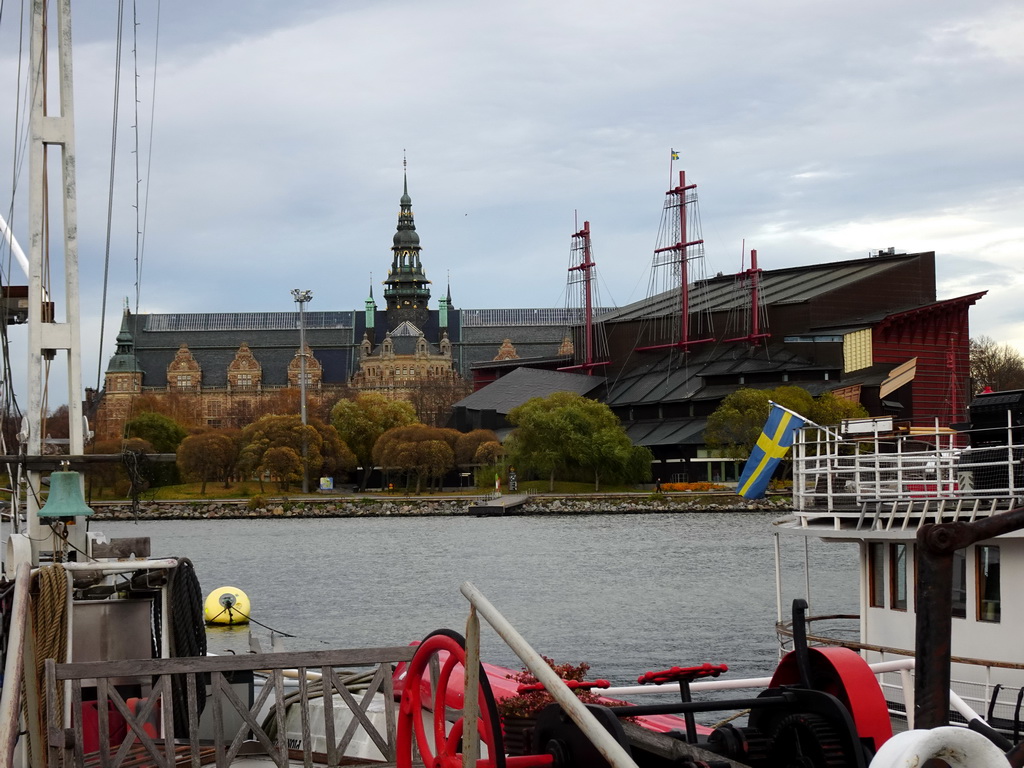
(671, 150), (679, 161)
(737, 404), (805, 498)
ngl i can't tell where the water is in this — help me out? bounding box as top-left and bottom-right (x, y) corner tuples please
(98, 511), (858, 686)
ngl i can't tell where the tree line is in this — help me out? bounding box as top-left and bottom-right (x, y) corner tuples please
(56, 335), (1024, 497)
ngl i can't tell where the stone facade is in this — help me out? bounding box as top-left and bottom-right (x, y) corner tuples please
(92, 174), (473, 438)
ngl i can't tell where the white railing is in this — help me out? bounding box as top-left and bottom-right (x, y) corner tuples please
(791, 420), (1024, 518)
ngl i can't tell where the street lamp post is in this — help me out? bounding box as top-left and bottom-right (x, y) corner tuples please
(291, 289), (313, 493)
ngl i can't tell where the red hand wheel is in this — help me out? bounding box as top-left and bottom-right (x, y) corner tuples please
(397, 629), (508, 768)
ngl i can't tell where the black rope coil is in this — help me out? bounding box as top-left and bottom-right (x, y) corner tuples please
(167, 558), (207, 736)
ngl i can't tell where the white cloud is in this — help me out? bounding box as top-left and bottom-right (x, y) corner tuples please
(3, 0), (1024, 407)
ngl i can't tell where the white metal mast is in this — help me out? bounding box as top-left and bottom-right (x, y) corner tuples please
(25, 0), (88, 563)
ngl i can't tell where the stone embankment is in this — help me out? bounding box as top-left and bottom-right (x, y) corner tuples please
(90, 494), (790, 520)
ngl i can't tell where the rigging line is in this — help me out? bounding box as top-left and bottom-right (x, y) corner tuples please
(137, 0), (160, 314)
(131, 0), (142, 311)
(95, 0), (125, 392)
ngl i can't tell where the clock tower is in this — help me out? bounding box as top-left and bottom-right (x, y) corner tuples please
(383, 172), (431, 330)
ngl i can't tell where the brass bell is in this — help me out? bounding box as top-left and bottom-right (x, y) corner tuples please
(38, 471), (94, 518)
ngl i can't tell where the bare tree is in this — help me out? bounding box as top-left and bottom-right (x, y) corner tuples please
(970, 336), (1024, 394)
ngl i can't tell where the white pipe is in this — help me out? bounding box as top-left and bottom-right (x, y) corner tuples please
(949, 690), (986, 725)
(461, 581), (638, 768)
(0, 212), (31, 279)
(0, 563), (30, 764)
(605, 659), (916, 699)
(58, 558), (178, 573)
(604, 677), (775, 698)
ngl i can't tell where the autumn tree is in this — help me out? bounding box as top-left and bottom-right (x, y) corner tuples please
(454, 429), (500, 467)
(970, 336), (1024, 394)
(408, 378), (472, 427)
(506, 392), (651, 491)
(331, 393), (417, 490)
(43, 405), (70, 440)
(130, 393), (204, 431)
(372, 424), (455, 493)
(176, 431), (239, 493)
(239, 414), (355, 492)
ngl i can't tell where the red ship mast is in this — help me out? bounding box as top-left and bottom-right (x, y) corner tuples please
(725, 248), (771, 345)
(636, 170), (714, 352)
(559, 220), (609, 374)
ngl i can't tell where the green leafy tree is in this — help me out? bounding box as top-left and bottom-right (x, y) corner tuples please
(506, 392), (650, 491)
(176, 431), (239, 493)
(704, 386), (868, 461)
(124, 411), (188, 452)
(970, 336), (1024, 394)
(331, 393), (417, 490)
(372, 424), (456, 493)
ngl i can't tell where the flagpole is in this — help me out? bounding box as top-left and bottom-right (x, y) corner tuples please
(768, 400), (842, 440)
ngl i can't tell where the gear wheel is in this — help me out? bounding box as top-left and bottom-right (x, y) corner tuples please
(767, 712), (855, 768)
(705, 724), (770, 765)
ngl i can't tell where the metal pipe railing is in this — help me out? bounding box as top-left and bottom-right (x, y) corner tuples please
(460, 581), (638, 768)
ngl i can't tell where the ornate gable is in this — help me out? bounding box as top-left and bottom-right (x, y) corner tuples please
(167, 343), (201, 391)
(227, 343), (262, 391)
(494, 339), (519, 361)
(288, 344), (323, 389)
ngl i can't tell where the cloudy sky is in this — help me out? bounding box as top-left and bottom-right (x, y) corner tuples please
(1, 0), (1023, 393)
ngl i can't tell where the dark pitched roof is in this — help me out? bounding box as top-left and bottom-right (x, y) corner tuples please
(625, 418), (708, 447)
(604, 343), (827, 407)
(452, 367), (607, 415)
(599, 251), (933, 322)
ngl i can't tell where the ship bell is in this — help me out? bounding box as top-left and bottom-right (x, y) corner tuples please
(38, 471), (94, 518)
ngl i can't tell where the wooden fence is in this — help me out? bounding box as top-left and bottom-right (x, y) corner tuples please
(44, 646), (416, 768)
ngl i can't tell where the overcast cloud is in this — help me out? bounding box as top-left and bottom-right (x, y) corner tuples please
(1, 0), (1022, 395)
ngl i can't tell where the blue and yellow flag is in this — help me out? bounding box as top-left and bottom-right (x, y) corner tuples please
(737, 404), (805, 498)
(671, 150), (679, 161)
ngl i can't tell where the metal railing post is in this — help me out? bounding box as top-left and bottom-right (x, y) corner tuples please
(460, 581), (638, 768)
(464, 606), (481, 768)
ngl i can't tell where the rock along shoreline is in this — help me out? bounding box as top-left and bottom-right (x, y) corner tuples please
(90, 494), (791, 520)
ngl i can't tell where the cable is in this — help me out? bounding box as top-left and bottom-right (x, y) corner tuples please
(226, 608), (295, 638)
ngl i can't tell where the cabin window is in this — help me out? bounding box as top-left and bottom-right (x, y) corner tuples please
(977, 545), (1001, 623)
(890, 543), (907, 611)
(952, 548), (967, 619)
(869, 542), (885, 607)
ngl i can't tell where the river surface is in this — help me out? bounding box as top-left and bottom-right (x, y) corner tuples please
(98, 511), (859, 686)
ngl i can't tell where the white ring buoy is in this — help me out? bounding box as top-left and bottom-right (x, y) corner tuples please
(870, 727), (1009, 767)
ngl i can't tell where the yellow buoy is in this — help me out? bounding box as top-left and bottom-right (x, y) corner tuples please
(204, 586), (251, 625)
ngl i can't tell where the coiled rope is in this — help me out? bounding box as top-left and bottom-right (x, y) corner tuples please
(25, 566), (69, 766)
(167, 558), (206, 736)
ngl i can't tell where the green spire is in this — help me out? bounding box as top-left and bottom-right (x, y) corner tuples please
(105, 305), (144, 374)
(365, 277), (376, 329)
